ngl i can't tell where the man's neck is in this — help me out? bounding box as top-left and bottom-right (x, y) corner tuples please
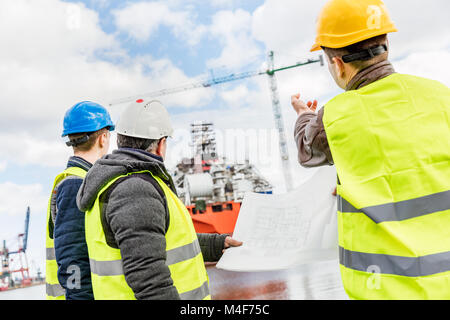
(119, 147), (164, 162)
(345, 60), (395, 91)
(73, 151), (101, 165)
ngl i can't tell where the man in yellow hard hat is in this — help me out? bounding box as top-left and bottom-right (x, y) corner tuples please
(292, 0), (450, 300)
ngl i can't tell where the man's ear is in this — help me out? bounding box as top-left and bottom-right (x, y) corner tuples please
(156, 137), (166, 157)
(98, 131), (108, 149)
(332, 56), (346, 78)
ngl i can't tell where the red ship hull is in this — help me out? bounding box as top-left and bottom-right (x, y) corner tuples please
(187, 201), (241, 234)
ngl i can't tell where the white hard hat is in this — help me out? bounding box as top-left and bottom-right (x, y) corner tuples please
(116, 99), (174, 139)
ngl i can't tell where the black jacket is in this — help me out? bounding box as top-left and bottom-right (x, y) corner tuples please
(53, 156), (94, 300)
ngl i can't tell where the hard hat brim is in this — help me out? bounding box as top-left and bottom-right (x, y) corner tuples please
(310, 27), (398, 53)
(310, 44), (323, 52)
(61, 124), (115, 137)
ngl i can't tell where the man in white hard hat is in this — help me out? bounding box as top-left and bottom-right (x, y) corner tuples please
(77, 99), (242, 300)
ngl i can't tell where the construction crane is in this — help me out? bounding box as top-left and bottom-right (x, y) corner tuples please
(1, 207), (31, 289)
(109, 52), (324, 191)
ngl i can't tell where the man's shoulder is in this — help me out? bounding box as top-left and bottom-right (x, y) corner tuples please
(56, 175), (84, 198)
(106, 172), (166, 203)
(54, 175), (85, 222)
(102, 172), (169, 233)
(396, 73), (449, 92)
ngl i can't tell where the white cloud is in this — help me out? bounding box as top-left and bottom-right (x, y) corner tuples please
(252, 0), (329, 63)
(0, 0), (218, 167)
(0, 161), (6, 172)
(0, 0), (118, 137)
(0, 182), (47, 218)
(219, 85), (250, 108)
(88, 0), (109, 9)
(207, 9), (263, 69)
(0, 132), (71, 168)
(394, 50), (450, 87)
(210, 0), (235, 8)
(125, 55), (215, 108)
(113, 1), (207, 46)
(384, 0), (450, 60)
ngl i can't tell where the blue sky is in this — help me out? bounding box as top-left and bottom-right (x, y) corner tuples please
(79, 0), (263, 76)
(0, 0), (448, 279)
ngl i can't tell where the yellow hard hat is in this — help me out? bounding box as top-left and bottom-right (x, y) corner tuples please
(311, 0), (398, 52)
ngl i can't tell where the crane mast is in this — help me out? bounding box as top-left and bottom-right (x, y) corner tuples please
(267, 51), (294, 191)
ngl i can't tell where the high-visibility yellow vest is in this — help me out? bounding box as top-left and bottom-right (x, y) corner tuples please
(45, 166), (87, 300)
(323, 73), (450, 299)
(85, 170), (211, 300)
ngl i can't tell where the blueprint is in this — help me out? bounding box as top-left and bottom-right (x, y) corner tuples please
(216, 166), (339, 272)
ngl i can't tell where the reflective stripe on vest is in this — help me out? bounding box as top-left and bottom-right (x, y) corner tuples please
(45, 166), (87, 300)
(89, 259), (123, 277)
(323, 73), (450, 300)
(89, 238), (203, 277)
(46, 247), (56, 260)
(337, 190), (450, 223)
(179, 280), (210, 300)
(166, 238), (202, 265)
(46, 283), (66, 298)
(339, 247), (450, 277)
(85, 170), (211, 300)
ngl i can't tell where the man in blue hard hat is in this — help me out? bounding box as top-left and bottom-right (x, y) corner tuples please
(45, 101), (115, 300)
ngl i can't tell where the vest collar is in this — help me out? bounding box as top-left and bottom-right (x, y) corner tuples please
(346, 60), (396, 91)
(67, 156), (92, 172)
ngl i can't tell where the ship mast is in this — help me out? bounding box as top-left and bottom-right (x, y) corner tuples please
(190, 122), (218, 173)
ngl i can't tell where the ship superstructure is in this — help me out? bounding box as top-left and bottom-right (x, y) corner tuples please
(172, 123), (272, 234)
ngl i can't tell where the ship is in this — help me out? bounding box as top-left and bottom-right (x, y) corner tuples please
(172, 123), (273, 234)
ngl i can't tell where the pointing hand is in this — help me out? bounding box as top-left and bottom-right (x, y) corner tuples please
(291, 93), (318, 116)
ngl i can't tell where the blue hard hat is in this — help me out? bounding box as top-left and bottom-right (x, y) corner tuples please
(62, 101), (115, 137)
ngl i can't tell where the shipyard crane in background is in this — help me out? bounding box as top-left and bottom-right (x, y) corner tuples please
(109, 52), (324, 192)
(0, 207), (31, 290)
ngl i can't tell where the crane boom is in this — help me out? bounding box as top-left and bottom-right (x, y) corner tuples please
(108, 56), (322, 106)
(109, 69), (265, 106)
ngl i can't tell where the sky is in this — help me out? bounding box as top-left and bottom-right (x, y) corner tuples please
(0, 0), (448, 278)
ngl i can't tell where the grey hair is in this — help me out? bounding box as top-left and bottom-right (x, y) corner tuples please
(117, 134), (160, 152)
